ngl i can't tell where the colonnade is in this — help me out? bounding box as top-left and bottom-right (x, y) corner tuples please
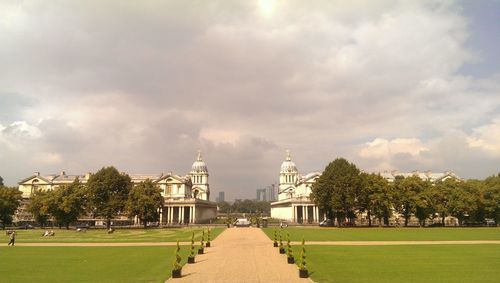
(291, 204), (321, 223)
(159, 205), (197, 224)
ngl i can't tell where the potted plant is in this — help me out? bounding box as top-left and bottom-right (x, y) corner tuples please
(273, 230), (278, 247)
(172, 240), (182, 278)
(188, 232), (195, 264)
(286, 232), (294, 264)
(299, 239), (308, 278)
(206, 229), (211, 247)
(198, 230), (205, 254)
(279, 231), (285, 254)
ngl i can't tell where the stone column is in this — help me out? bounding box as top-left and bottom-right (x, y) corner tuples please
(192, 206), (196, 224)
(180, 206), (184, 224)
(292, 204), (296, 222)
(169, 206), (173, 224)
(159, 208), (163, 224)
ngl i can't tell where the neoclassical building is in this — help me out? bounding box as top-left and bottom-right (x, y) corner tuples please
(270, 151), (323, 224)
(17, 151), (217, 225)
(270, 150), (462, 224)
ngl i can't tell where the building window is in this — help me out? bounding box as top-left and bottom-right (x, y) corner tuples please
(166, 184), (172, 195)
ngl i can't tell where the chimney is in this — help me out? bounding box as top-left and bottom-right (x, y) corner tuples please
(60, 171), (66, 176)
(34, 172), (40, 176)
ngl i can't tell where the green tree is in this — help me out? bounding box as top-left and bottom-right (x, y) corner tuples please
(27, 190), (50, 227)
(218, 201), (231, 213)
(431, 179), (460, 226)
(0, 186), (22, 229)
(447, 180), (477, 226)
(311, 158), (361, 226)
(393, 175), (429, 226)
(46, 179), (86, 229)
(359, 173), (393, 226)
(126, 179), (164, 228)
(86, 166), (132, 229)
(483, 173), (500, 224)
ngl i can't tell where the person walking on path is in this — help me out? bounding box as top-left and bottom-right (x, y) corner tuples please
(8, 231), (16, 246)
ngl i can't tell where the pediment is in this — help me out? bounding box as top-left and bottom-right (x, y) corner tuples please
(156, 173), (185, 184)
(18, 175), (51, 185)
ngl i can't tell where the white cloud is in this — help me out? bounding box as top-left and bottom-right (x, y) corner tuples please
(359, 138), (429, 159)
(467, 117), (500, 156)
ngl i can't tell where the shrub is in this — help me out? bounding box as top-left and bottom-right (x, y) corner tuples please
(189, 232), (195, 258)
(299, 238), (307, 271)
(200, 230), (205, 249)
(173, 240), (182, 271)
(286, 232), (293, 258)
(279, 231), (284, 250)
(207, 229), (211, 245)
(273, 230), (278, 245)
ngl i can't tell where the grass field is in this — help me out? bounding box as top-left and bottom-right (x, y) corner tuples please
(262, 227), (500, 241)
(296, 245), (500, 283)
(4, 227), (225, 243)
(0, 246), (190, 283)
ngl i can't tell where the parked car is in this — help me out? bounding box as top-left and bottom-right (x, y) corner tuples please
(319, 219), (334, 227)
(485, 219), (496, 227)
(234, 218), (251, 227)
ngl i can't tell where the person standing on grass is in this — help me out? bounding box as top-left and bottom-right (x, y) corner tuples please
(8, 231), (16, 246)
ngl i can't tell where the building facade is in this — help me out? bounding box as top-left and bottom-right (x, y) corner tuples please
(270, 150), (462, 225)
(270, 151), (323, 223)
(17, 151), (217, 225)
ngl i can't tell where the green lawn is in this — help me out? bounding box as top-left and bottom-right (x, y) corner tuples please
(262, 227), (500, 241)
(0, 246), (191, 283)
(297, 245), (500, 283)
(5, 227), (224, 243)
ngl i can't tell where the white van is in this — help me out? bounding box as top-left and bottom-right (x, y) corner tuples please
(234, 218), (251, 227)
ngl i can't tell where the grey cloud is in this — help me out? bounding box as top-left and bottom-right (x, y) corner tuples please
(0, 1), (498, 198)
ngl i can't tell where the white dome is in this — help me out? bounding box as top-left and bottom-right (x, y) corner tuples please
(191, 151), (208, 173)
(280, 150), (298, 173)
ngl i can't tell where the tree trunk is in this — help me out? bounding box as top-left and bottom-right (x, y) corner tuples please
(378, 217), (382, 227)
(368, 211), (372, 227)
(143, 220), (148, 229)
(441, 215), (445, 226)
(404, 216), (409, 227)
(106, 219), (111, 230)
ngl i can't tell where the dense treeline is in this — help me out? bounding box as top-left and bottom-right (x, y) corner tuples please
(311, 158), (500, 227)
(218, 199), (270, 214)
(0, 185), (22, 229)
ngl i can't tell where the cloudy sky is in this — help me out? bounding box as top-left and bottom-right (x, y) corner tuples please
(0, 0), (499, 200)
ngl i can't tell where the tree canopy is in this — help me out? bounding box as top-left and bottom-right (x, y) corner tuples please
(86, 166), (132, 229)
(46, 179), (86, 229)
(126, 179), (164, 228)
(311, 158), (361, 226)
(0, 186), (22, 229)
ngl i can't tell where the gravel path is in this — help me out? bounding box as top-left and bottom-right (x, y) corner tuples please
(165, 227), (313, 283)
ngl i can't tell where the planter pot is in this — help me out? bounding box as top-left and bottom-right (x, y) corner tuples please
(198, 248), (204, 254)
(172, 269), (182, 278)
(299, 269), (308, 278)
(188, 256), (195, 264)
(206, 242), (211, 248)
(287, 257), (295, 264)
(273, 242), (278, 247)
(279, 248), (286, 254)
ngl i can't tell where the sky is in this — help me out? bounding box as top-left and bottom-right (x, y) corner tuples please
(0, 0), (499, 200)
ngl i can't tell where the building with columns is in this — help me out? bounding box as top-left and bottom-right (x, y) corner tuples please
(270, 150), (463, 225)
(17, 151), (217, 225)
(270, 151), (323, 223)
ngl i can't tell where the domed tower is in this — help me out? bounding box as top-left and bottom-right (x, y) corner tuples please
(190, 150), (210, 200)
(279, 150), (299, 200)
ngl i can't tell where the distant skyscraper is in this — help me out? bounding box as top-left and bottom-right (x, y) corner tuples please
(216, 191), (225, 203)
(256, 188), (267, 201)
(267, 184), (276, 201)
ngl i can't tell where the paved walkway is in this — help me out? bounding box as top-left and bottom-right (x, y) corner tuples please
(166, 227), (313, 283)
